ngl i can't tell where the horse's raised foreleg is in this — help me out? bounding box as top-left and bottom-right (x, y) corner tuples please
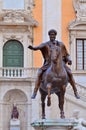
(58, 85), (66, 118)
(41, 93), (46, 119)
(47, 83), (52, 106)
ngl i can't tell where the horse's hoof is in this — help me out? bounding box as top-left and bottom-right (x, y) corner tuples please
(60, 114), (65, 118)
(60, 111), (65, 119)
(47, 102), (51, 106)
(42, 114), (46, 119)
(31, 93), (37, 99)
(74, 92), (80, 99)
(61, 115), (65, 119)
(42, 116), (46, 119)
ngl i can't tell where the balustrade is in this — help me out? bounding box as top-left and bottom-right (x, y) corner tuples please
(0, 67), (38, 78)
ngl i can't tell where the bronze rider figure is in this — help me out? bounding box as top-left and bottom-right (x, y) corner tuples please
(28, 29), (80, 99)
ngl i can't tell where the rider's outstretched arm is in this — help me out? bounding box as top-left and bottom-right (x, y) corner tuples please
(28, 43), (46, 51)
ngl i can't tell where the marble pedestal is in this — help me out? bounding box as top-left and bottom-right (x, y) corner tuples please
(31, 119), (78, 130)
(10, 119), (20, 130)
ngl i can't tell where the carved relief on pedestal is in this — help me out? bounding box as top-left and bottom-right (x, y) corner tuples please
(73, 0), (86, 21)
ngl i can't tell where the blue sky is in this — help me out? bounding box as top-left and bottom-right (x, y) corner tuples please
(3, 0), (24, 9)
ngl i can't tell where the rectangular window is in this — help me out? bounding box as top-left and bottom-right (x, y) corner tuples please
(76, 39), (86, 70)
(3, 0), (24, 9)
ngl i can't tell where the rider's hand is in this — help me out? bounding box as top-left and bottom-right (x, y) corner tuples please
(28, 45), (33, 50)
(68, 60), (72, 65)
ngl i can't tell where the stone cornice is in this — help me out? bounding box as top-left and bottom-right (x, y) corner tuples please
(0, 10), (38, 27)
(68, 19), (86, 30)
(0, 21), (38, 27)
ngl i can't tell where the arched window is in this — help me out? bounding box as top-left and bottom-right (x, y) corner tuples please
(3, 40), (24, 67)
(3, 0), (24, 9)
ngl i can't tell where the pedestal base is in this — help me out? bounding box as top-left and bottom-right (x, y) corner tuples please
(31, 119), (78, 130)
(10, 119), (20, 130)
(10, 126), (20, 130)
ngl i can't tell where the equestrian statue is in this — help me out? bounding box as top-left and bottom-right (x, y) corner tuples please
(28, 29), (80, 119)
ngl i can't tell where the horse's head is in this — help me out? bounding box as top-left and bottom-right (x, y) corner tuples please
(50, 46), (61, 63)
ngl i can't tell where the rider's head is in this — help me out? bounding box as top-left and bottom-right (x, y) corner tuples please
(48, 29), (57, 42)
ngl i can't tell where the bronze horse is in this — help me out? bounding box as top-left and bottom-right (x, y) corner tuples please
(39, 45), (68, 119)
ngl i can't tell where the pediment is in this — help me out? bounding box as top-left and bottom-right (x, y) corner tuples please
(68, 20), (86, 30)
(0, 10), (38, 27)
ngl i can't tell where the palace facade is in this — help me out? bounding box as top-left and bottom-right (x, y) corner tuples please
(0, 0), (86, 130)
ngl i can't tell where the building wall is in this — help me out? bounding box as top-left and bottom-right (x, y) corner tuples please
(33, 0), (43, 67)
(33, 0), (75, 66)
(0, 1), (86, 130)
(62, 0), (75, 49)
(33, 0), (62, 67)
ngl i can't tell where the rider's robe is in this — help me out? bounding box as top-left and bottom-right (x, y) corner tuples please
(38, 40), (70, 71)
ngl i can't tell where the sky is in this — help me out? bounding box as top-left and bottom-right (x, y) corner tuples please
(3, 0), (24, 9)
